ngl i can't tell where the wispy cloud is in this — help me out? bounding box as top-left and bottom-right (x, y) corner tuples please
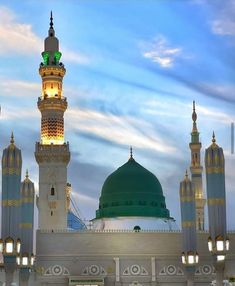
(61, 47), (90, 65)
(67, 107), (177, 154)
(0, 6), (89, 64)
(1, 106), (39, 121)
(142, 35), (182, 68)
(144, 98), (234, 128)
(0, 6), (41, 55)
(0, 79), (40, 97)
(210, 0), (235, 36)
(212, 20), (235, 36)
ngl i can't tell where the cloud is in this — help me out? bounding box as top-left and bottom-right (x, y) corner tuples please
(67, 107), (178, 155)
(0, 6), (89, 64)
(1, 106), (39, 121)
(0, 6), (41, 55)
(209, 0), (235, 36)
(61, 47), (90, 65)
(142, 35), (182, 68)
(0, 79), (40, 97)
(211, 20), (235, 36)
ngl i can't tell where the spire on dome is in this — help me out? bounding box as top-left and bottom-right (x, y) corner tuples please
(184, 169), (188, 180)
(26, 169), (29, 179)
(129, 146), (134, 161)
(212, 131), (216, 143)
(10, 131), (14, 144)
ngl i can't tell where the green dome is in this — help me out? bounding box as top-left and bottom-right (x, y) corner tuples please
(96, 157), (170, 219)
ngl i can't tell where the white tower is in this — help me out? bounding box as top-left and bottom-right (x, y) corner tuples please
(189, 101), (206, 231)
(35, 13), (70, 230)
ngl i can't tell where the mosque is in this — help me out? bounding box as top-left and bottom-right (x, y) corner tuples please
(1, 14), (235, 286)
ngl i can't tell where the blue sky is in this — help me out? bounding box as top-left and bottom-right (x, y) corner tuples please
(0, 0), (235, 228)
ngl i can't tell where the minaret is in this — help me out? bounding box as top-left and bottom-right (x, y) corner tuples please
(179, 170), (198, 286)
(35, 12), (70, 230)
(1, 133), (22, 240)
(19, 170), (35, 286)
(189, 101), (206, 231)
(20, 170), (35, 253)
(205, 133), (228, 284)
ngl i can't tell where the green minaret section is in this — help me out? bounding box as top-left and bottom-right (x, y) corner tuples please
(42, 11), (62, 66)
(189, 101), (206, 231)
(96, 149), (170, 219)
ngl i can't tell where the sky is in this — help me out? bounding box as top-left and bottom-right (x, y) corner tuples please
(0, 0), (235, 229)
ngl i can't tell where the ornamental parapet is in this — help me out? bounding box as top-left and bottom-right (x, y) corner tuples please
(39, 65), (66, 77)
(35, 142), (70, 164)
(37, 97), (67, 112)
(38, 229), (182, 234)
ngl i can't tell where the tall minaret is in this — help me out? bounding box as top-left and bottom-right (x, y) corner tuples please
(1, 133), (22, 240)
(189, 101), (206, 231)
(35, 12), (70, 230)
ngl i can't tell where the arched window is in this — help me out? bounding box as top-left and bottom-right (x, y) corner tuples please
(51, 186), (55, 196)
(134, 225), (141, 232)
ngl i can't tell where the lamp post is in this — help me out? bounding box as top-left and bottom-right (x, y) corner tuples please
(17, 253), (35, 286)
(205, 133), (229, 286)
(179, 171), (199, 286)
(0, 237), (21, 286)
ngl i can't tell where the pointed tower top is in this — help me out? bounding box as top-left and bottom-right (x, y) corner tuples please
(50, 11), (53, 29)
(25, 169), (29, 179)
(212, 131), (216, 143)
(192, 100), (197, 123)
(10, 131), (14, 144)
(48, 11), (55, 37)
(129, 146), (134, 161)
(184, 169), (189, 181)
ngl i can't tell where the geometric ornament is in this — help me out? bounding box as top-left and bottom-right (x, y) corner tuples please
(81, 265), (107, 276)
(123, 265), (148, 276)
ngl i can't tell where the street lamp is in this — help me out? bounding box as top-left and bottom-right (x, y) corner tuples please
(16, 253), (35, 268)
(0, 237), (22, 285)
(207, 235), (230, 254)
(0, 237), (22, 255)
(17, 252), (35, 286)
(182, 251), (199, 265)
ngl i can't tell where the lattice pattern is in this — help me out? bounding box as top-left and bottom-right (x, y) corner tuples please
(41, 116), (64, 144)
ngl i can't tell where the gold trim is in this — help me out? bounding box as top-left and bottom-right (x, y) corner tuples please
(19, 223), (32, 229)
(206, 167), (224, 174)
(208, 198), (225, 205)
(2, 167), (21, 175)
(2, 199), (21, 206)
(2, 198), (34, 206)
(181, 196), (194, 202)
(21, 197), (34, 203)
(182, 221), (195, 228)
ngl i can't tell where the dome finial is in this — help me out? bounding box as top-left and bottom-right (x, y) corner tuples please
(50, 11), (53, 29)
(129, 146), (133, 160)
(212, 131), (216, 143)
(184, 169), (188, 180)
(25, 169), (29, 179)
(10, 131), (14, 144)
